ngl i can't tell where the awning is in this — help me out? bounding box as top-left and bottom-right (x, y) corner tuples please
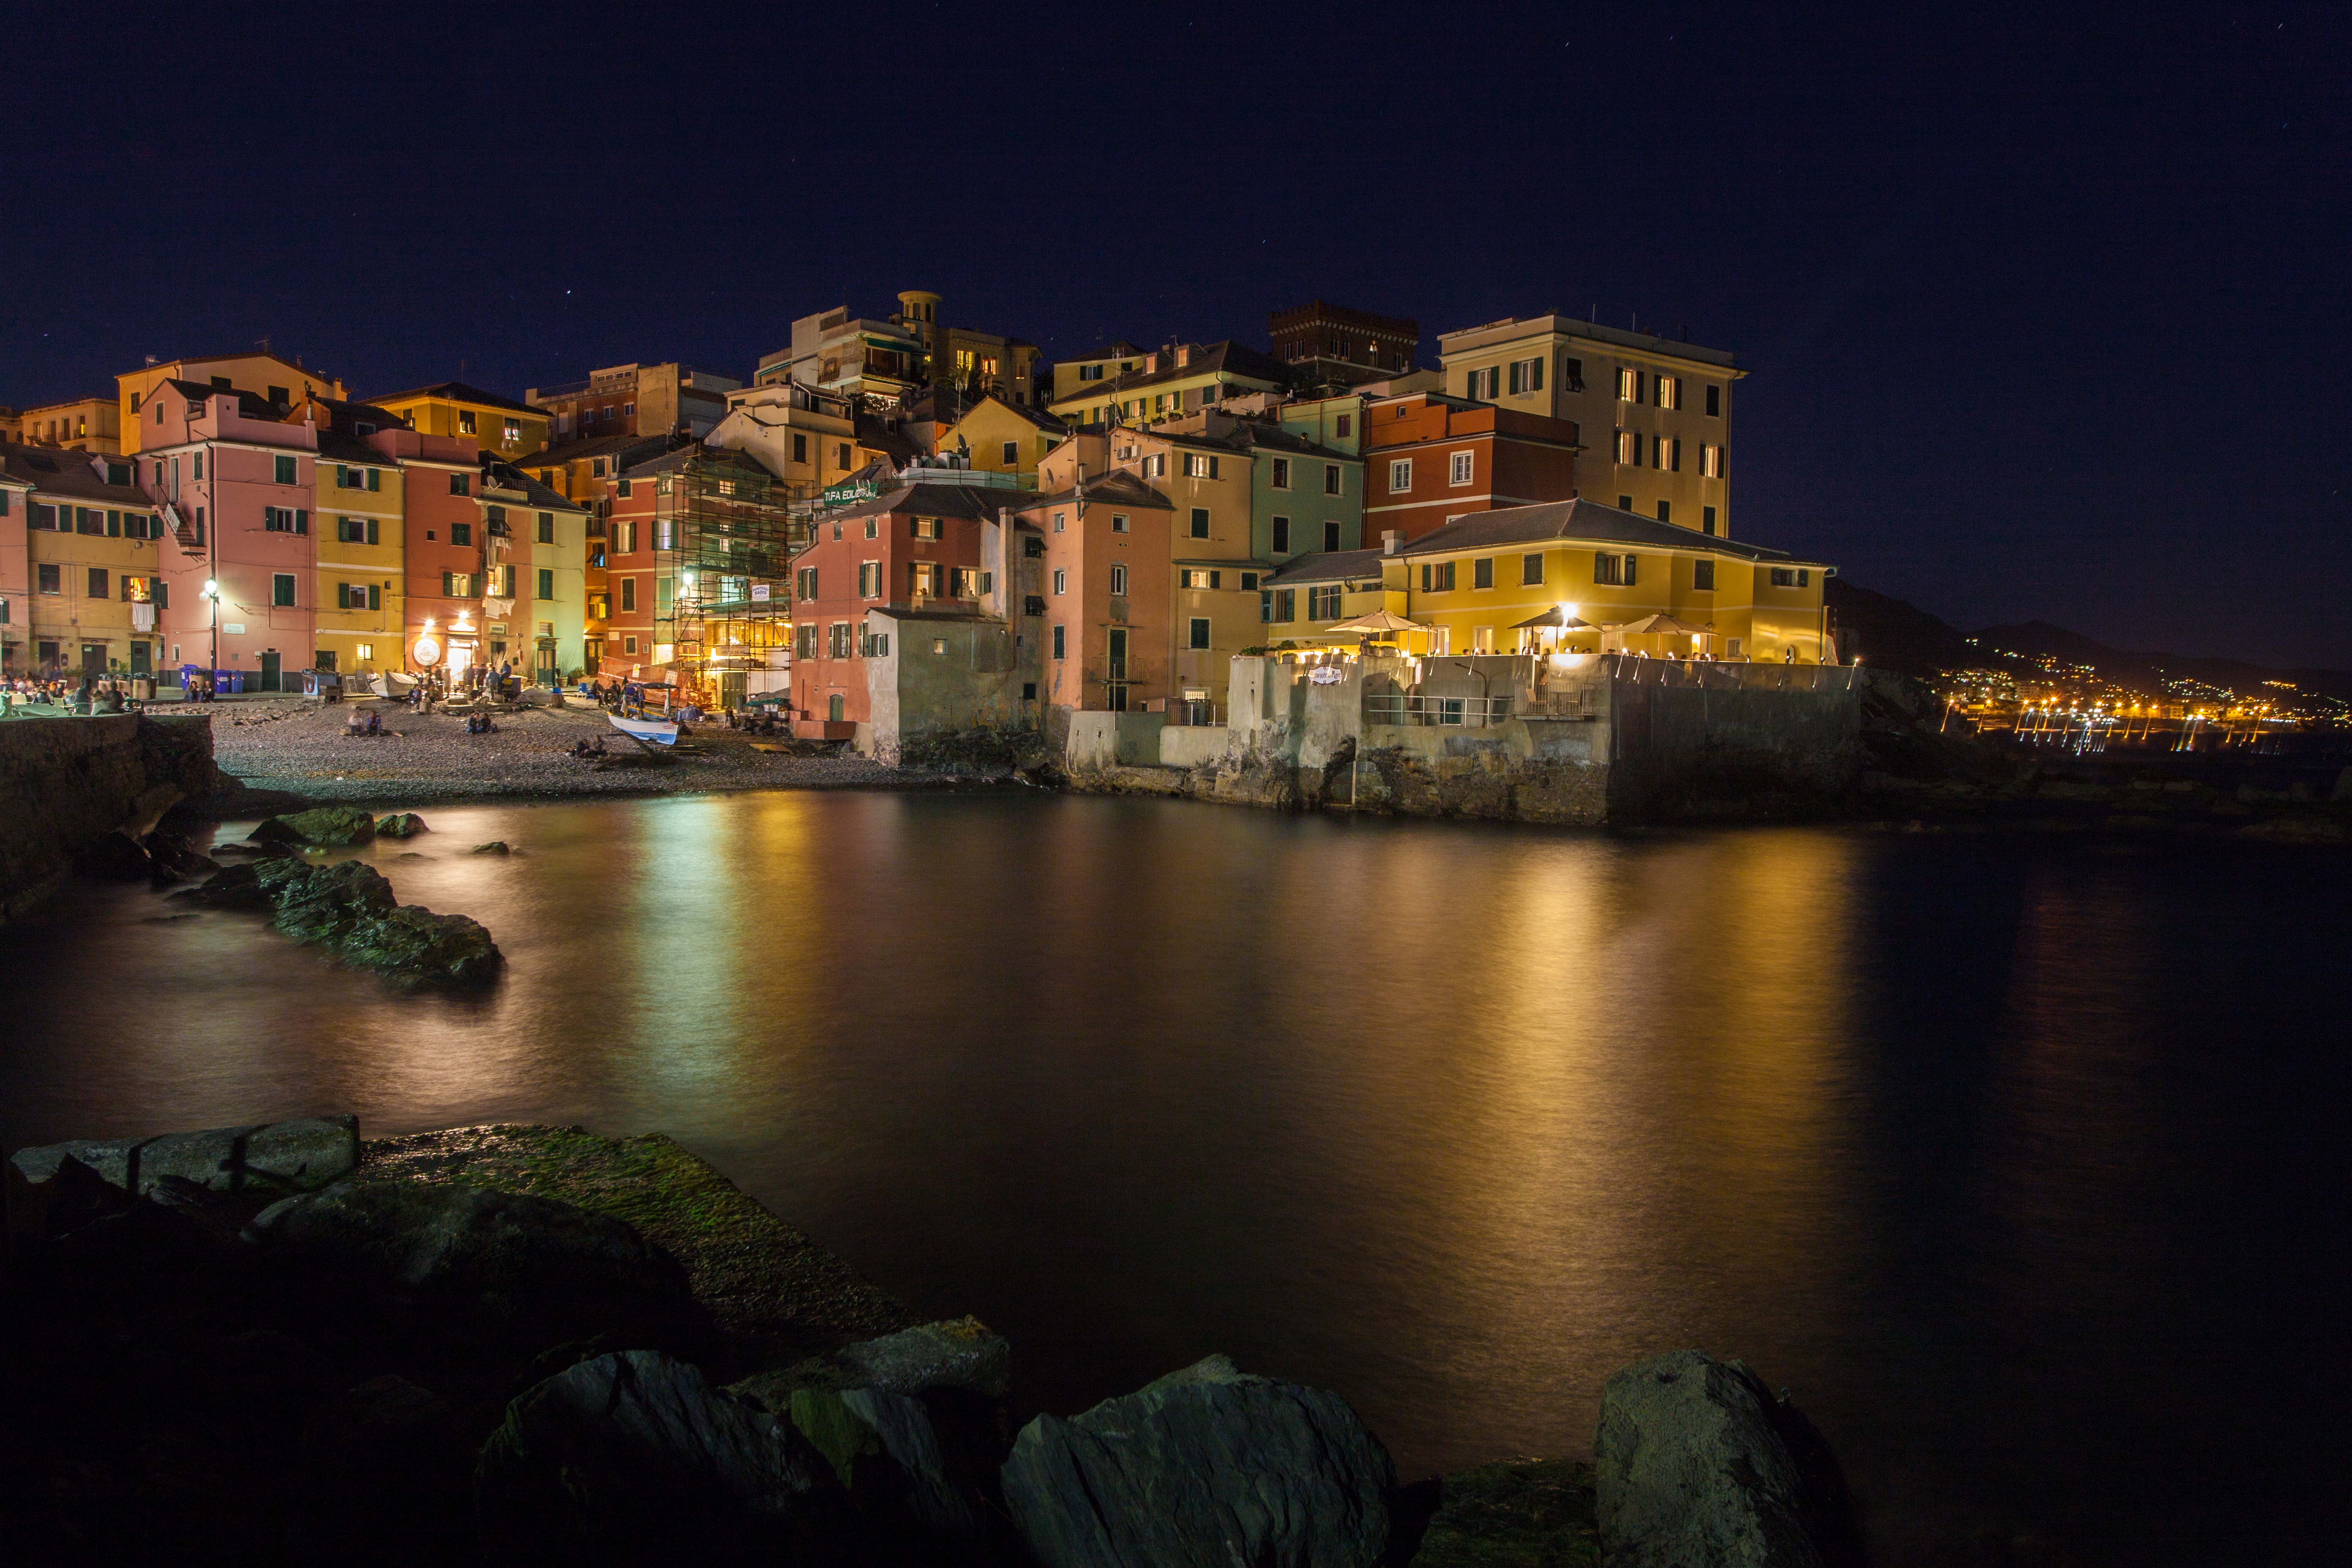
(1511, 606), (1595, 630)
(1616, 613), (1712, 636)
(1324, 608), (1426, 635)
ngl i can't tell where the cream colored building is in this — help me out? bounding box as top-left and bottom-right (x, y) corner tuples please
(1439, 315), (1739, 540)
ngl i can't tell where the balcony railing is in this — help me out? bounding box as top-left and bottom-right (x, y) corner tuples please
(1363, 693), (1514, 727)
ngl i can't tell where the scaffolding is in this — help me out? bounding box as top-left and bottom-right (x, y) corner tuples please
(650, 452), (811, 708)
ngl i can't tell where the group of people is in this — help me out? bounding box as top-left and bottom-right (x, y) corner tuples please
(4, 675), (135, 717)
(343, 707), (386, 737)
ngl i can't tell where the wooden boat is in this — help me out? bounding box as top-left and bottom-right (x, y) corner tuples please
(608, 712), (680, 748)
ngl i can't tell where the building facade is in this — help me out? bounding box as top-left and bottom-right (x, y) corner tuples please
(116, 351), (346, 456)
(0, 444), (165, 677)
(1437, 314), (1738, 537)
(1019, 470), (1172, 729)
(1269, 300), (1420, 386)
(1358, 391), (1583, 545)
(14, 395), (123, 454)
(1046, 341), (1292, 429)
(526, 362), (741, 443)
(370, 382), (552, 461)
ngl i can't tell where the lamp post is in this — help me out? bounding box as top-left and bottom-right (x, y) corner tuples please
(201, 578), (220, 701)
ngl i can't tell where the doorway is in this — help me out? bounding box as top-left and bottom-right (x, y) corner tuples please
(827, 693), (845, 723)
(259, 651), (282, 691)
(130, 643), (151, 677)
(81, 643), (106, 677)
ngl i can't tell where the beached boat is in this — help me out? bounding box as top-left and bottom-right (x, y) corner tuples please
(608, 712), (680, 747)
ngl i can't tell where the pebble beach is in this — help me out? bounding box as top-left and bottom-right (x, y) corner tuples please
(189, 694), (965, 805)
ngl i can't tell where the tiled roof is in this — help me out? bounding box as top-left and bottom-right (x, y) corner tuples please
(367, 381), (545, 417)
(1393, 497), (1814, 564)
(1264, 548), (1389, 586)
(1050, 341), (1292, 405)
(1020, 470), (1170, 511)
(0, 443), (152, 505)
(940, 391), (1067, 437)
(159, 378), (279, 417)
(528, 432), (682, 471)
(818, 480), (1037, 524)
(485, 460), (587, 512)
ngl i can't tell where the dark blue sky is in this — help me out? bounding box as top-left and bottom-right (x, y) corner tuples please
(13, 3), (2347, 666)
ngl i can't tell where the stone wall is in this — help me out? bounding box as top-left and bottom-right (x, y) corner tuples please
(1064, 654), (1861, 826)
(0, 715), (217, 920)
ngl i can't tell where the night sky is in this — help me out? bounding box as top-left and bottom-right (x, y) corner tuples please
(13, 4), (2347, 667)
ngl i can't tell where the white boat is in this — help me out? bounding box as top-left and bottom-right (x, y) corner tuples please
(608, 712), (680, 747)
(375, 672), (420, 697)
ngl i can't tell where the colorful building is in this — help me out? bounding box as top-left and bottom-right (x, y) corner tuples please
(0, 444), (165, 677)
(1048, 341), (1148, 405)
(932, 394), (1068, 486)
(116, 351), (345, 456)
(309, 410), (407, 682)
(1380, 498), (1831, 662)
(783, 460), (1028, 735)
(1358, 391), (1583, 546)
(525, 362), (741, 443)
(516, 431), (685, 674)
(15, 394), (124, 454)
(369, 382), (552, 460)
(1437, 314), (1738, 537)
(1018, 469), (1172, 728)
(1269, 300), (1420, 387)
(136, 383), (321, 688)
(479, 462), (591, 682)
(1047, 341), (1293, 429)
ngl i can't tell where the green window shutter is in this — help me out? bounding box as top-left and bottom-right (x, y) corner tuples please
(366, 518), (379, 545)
(368, 585), (381, 610)
(367, 468), (381, 491)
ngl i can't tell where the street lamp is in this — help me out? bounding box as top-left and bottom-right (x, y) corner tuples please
(201, 579), (220, 700)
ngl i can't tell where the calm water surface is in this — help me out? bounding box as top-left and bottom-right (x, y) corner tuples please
(4, 793), (2346, 1563)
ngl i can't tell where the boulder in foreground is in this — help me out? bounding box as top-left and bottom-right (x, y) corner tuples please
(1002, 1353), (1395, 1568)
(9, 1113), (359, 1199)
(1594, 1349), (1860, 1568)
(172, 858), (500, 985)
(477, 1349), (842, 1564)
(374, 811), (428, 837)
(250, 804), (378, 845)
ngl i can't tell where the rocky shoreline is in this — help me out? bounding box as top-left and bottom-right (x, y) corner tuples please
(1, 1116), (1861, 1567)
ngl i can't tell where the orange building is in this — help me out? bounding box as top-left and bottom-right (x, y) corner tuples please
(1358, 391), (1582, 546)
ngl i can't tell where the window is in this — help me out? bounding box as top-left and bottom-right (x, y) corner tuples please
(1657, 500), (1672, 524)
(1023, 535), (1045, 558)
(910, 516), (940, 540)
(1188, 617), (1212, 650)
(88, 567), (110, 599)
(1618, 495), (1633, 511)
(30, 504), (55, 531)
(537, 511), (555, 543)
(796, 567), (818, 601)
(1563, 357), (1585, 391)
(1705, 384), (1722, 418)
(1615, 430), (1642, 466)
(1323, 464), (1341, 496)
(263, 506), (308, 534)
(1240, 571), (1259, 590)
(1053, 510), (1067, 533)
(1052, 624), (1066, 659)
(1466, 365), (1500, 399)
(1053, 568), (1067, 595)
(1143, 453), (1167, 478)
(273, 454), (297, 485)
(615, 478), (630, 498)
(503, 419), (521, 445)
(1189, 507), (1210, 539)
(272, 573), (296, 607)
(1701, 444), (1725, 479)
(458, 410), (478, 435)
(1593, 553), (1637, 586)
(624, 635), (639, 656)
(1324, 520), (1341, 552)
(1654, 375), (1680, 410)
(451, 521), (473, 546)
(1657, 438), (1681, 472)
(1420, 561), (1457, 592)
(1507, 356), (1544, 394)
(1702, 506), (1718, 536)
(1308, 584), (1344, 619)
(1272, 589), (1296, 623)
(828, 622), (853, 659)
(1770, 567), (1812, 588)
(451, 473), (471, 496)
(910, 561), (944, 596)
(836, 443), (851, 470)
(1693, 559), (1716, 591)
(1449, 451), (1474, 486)
(1272, 515), (1291, 553)
(1183, 452), (1219, 479)
(537, 568), (554, 600)
(1080, 363), (1103, 381)
(864, 518), (878, 539)
(858, 561), (880, 598)
(37, 564), (59, 594)
(356, 643), (373, 660)
(1617, 367), (1643, 402)
(1388, 459), (1412, 493)
(1334, 413), (1354, 439)
(76, 507), (102, 535)
(1183, 569), (1221, 590)
(1472, 556), (1494, 590)
(1111, 513), (1129, 534)
(620, 578), (637, 612)
(1271, 457), (1291, 490)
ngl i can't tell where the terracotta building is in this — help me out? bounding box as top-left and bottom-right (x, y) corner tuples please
(1269, 300), (1420, 387)
(1358, 391), (1583, 546)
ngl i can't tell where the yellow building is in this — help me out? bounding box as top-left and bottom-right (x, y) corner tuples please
(1046, 341), (1292, 429)
(1, 443), (167, 677)
(1438, 314), (1741, 539)
(116, 351), (346, 456)
(1048, 341), (1148, 404)
(1265, 498), (1832, 664)
(310, 430), (406, 680)
(933, 394), (1068, 484)
(368, 381), (550, 459)
(16, 395), (123, 454)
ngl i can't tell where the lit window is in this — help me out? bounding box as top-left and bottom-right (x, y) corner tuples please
(1702, 444), (1725, 479)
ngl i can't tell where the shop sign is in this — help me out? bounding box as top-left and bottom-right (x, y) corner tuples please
(1309, 665), (1343, 684)
(412, 634), (441, 665)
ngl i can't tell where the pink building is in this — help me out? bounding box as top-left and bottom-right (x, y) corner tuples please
(138, 381), (320, 689)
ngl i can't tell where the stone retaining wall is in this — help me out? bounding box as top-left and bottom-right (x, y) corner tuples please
(0, 715), (216, 920)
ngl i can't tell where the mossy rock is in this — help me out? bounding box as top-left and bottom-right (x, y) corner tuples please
(375, 812), (428, 838)
(1410, 1458), (1598, 1566)
(251, 805), (378, 846)
(472, 840), (511, 855)
(344, 906), (502, 987)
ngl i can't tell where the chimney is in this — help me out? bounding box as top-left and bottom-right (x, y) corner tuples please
(1383, 530), (1402, 556)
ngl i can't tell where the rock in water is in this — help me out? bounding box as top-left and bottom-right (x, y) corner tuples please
(10, 1114), (360, 1198)
(250, 805), (378, 845)
(270, 857), (396, 943)
(144, 829), (219, 882)
(74, 829), (155, 881)
(345, 904), (502, 985)
(478, 1349), (842, 1563)
(245, 1180), (704, 1362)
(1001, 1353), (1396, 1568)
(170, 858), (500, 985)
(1593, 1349), (1861, 1568)
(472, 839), (511, 855)
(374, 812), (428, 837)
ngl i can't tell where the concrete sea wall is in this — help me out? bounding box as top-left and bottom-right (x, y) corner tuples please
(0, 715), (216, 919)
(1066, 654), (1862, 825)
